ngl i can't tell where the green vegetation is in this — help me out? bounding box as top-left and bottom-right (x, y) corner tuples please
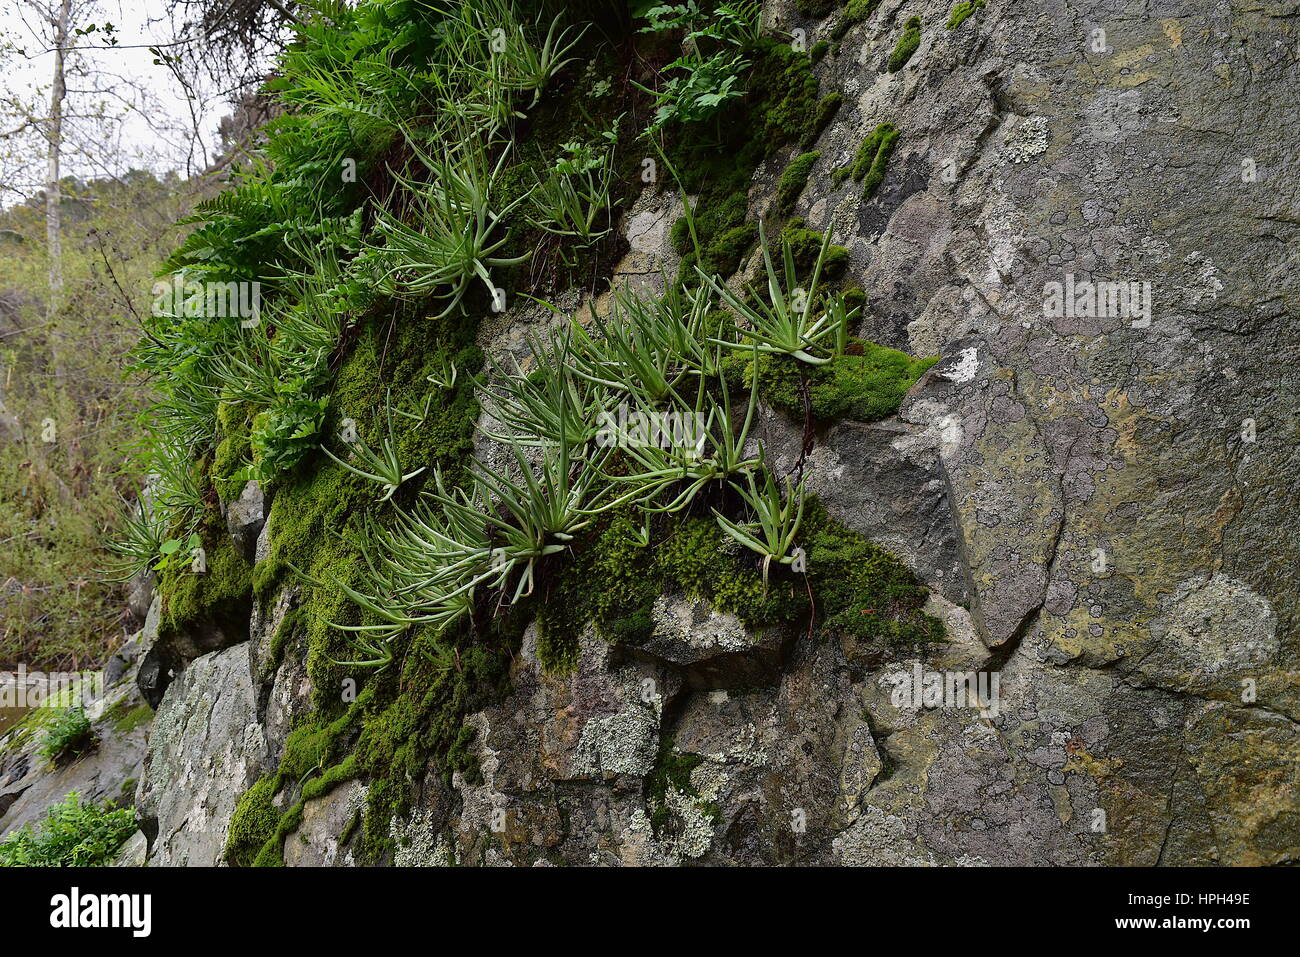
(37, 707), (95, 763)
(646, 738), (713, 835)
(835, 122), (901, 199)
(0, 171), (198, 669)
(745, 339), (938, 422)
(108, 0), (942, 863)
(796, 0), (839, 18)
(0, 793), (135, 866)
(946, 0), (987, 30)
(665, 34), (834, 284)
(888, 17), (923, 72)
(636, 3), (761, 132)
(777, 151), (820, 215)
(831, 0), (884, 41)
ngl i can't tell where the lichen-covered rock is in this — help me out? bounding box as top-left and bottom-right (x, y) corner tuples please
(283, 779), (365, 867)
(137, 642), (270, 865)
(80, 0), (1299, 867)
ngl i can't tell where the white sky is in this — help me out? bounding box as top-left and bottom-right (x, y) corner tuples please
(0, 0), (236, 203)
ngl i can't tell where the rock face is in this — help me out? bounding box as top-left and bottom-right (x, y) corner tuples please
(136, 642), (269, 866)
(50, 0), (1296, 867)
(387, 0), (1296, 865)
(0, 636), (152, 841)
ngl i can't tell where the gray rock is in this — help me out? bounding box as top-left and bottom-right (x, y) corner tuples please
(0, 644), (151, 841)
(110, 829), (148, 867)
(225, 480), (267, 561)
(136, 642), (270, 866)
(126, 569), (155, 624)
(283, 780), (365, 866)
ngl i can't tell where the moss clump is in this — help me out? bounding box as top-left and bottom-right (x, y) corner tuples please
(888, 17), (922, 72)
(350, 632), (512, 858)
(802, 499), (943, 652)
(223, 704), (364, 867)
(537, 509), (808, 671)
(227, 279), (508, 864)
(796, 0), (839, 17)
(777, 151), (820, 215)
(646, 738), (709, 835)
(156, 529), (253, 645)
(946, 0), (986, 29)
(667, 37), (830, 284)
(105, 699), (153, 734)
(702, 223), (759, 278)
(835, 122), (900, 200)
(748, 339), (937, 423)
(810, 40), (831, 63)
(224, 775), (281, 868)
(780, 220), (850, 278)
(806, 92), (843, 149)
(211, 402), (252, 503)
(831, 0), (883, 40)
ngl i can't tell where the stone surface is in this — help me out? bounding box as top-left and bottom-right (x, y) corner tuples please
(26, 0), (1289, 867)
(225, 480), (267, 561)
(136, 642), (270, 866)
(0, 642), (152, 841)
(387, 0), (1298, 864)
(283, 780), (365, 867)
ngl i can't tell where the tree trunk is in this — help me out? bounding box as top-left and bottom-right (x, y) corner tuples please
(44, 0), (72, 327)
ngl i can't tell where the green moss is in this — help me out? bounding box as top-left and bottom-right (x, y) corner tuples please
(805, 92), (843, 149)
(810, 40), (830, 63)
(803, 499), (944, 651)
(656, 517), (807, 626)
(212, 402), (252, 502)
(836, 122), (900, 200)
(702, 223), (759, 277)
(888, 17), (922, 72)
(780, 220), (850, 277)
(831, 0), (883, 41)
(749, 338), (937, 423)
(646, 738), (707, 835)
(105, 699), (153, 735)
(777, 151), (820, 215)
(946, 0), (986, 29)
(667, 38), (829, 284)
(796, 0), (839, 17)
(156, 528), (253, 647)
(224, 775), (280, 868)
(251, 305), (482, 701)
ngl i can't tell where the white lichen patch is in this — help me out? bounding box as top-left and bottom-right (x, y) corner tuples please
(573, 704), (660, 778)
(650, 595), (752, 652)
(1003, 116), (1050, 163)
(941, 346), (980, 384)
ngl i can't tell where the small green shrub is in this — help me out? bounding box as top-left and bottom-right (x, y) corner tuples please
(0, 793), (135, 867)
(888, 17), (922, 72)
(38, 708), (96, 763)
